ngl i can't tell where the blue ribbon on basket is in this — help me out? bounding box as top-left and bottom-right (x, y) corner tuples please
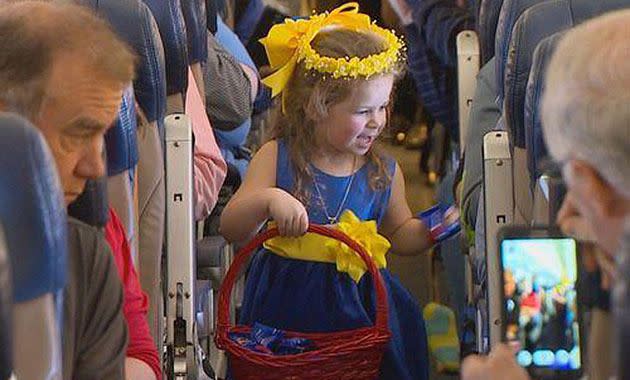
(230, 323), (316, 355)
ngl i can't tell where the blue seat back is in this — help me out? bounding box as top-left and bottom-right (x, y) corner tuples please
(494, 0), (547, 105)
(182, 0), (208, 65)
(0, 113), (67, 303)
(477, 0), (504, 64)
(523, 32), (563, 184)
(142, 0), (189, 96)
(82, 0), (167, 128)
(104, 86), (138, 176)
(504, 0), (630, 149)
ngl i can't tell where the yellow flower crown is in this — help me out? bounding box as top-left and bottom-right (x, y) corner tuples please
(260, 2), (404, 100)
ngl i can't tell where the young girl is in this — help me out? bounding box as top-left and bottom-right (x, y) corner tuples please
(220, 4), (458, 379)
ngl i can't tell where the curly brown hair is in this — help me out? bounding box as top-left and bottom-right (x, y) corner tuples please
(269, 27), (404, 204)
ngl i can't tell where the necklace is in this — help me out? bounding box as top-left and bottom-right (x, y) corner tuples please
(311, 157), (357, 224)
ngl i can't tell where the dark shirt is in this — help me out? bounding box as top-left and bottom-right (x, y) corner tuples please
(403, 0), (474, 137)
(204, 31), (252, 131)
(613, 218), (630, 380)
(63, 217), (127, 380)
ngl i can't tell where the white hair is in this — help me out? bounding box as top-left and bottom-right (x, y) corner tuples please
(541, 10), (630, 198)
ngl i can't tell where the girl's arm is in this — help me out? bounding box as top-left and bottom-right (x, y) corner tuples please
(219, 140), (309, 243)
(380, 162), (432, 255)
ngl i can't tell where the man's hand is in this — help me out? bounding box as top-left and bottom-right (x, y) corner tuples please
(385, 0), (414, 26)
(461, 344), (530, 380)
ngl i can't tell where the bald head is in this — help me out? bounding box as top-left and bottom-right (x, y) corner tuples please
(541, 10), (630, 197)
(0, 1), (135, 118)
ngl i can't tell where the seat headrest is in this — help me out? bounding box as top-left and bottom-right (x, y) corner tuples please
(67, 177), (109, 229)
(477, 0), (504, 64)
(105, 86), (138, 176)
(182, 0), (208, 64)
(504, 0), (630, 149)
(494, 0), (546, 105)
(142, 0), (189, 95)
(524, 32), (563, 184)
(80, 0), (167, 126)
(0, 114), (67, 303)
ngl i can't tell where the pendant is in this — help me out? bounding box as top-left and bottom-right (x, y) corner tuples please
(327, 216), (337, 224)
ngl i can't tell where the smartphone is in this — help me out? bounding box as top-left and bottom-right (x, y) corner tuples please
(498, 226), (582, 378)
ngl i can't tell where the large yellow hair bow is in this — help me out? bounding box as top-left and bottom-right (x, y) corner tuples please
(260, 2), (403, 102)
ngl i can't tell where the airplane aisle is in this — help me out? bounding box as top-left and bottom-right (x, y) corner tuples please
(382, 142), (458, 379)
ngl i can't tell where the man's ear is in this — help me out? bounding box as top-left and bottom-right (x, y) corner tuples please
(566, 160), (620, 219)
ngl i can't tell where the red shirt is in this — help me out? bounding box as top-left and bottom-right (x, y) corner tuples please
(105, 208), (161, 379)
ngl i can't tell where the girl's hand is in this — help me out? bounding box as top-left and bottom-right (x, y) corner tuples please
(267, 188), (309, 237)
(417, 204), (461, 244)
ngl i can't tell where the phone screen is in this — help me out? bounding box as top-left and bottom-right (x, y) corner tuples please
(500, 237), (581, 372)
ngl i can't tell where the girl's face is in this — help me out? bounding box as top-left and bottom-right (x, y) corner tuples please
(315, 75), (394, 157)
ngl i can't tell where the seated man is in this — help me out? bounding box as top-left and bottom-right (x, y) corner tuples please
(462, 10), (630, 380)
(0, 2), (155, 378)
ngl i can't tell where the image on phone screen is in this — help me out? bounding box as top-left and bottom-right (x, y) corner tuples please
(501, 237), (581, 372)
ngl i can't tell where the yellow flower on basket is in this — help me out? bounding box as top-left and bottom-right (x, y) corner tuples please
(259, 2), (404, 101)
(263, 210), (391, 282)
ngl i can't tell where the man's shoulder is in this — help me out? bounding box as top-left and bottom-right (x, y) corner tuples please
(66, 216), (112, 268)
(67, 216), (100, 233)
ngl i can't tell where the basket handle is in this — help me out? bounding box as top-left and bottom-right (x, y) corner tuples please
(217, 224), (389, 333)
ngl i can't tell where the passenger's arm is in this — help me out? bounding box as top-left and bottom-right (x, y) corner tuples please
(241, 63), (259, 102)
(125, 358), (157, 380)
(187, 69), (228, 221)
(204, 33), (253, 131)
(105, 209), (160, 380)
(220, 140), (308, 242)
(380, 162), (432, 256)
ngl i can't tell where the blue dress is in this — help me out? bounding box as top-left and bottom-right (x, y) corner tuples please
(239, 140), (429, 380)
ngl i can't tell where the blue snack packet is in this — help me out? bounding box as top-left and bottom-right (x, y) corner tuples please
(417, 204), (461, 244)
(230, 323), (317, 355)
(252, 322), (285, 350)
(276, 337), (316, 355)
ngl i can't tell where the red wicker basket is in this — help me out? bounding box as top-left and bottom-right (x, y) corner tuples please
(215, 224), (391, 380)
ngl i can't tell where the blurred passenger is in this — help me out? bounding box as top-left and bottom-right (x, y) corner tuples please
(462, 10), (630, 380)
(205, 16), (259, 178)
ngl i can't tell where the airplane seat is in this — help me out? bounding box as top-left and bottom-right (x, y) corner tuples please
(524, 32), (563, 185)
(142, 0), (189, 113)
(0, 225), (12, 380)
(476, 0), (630, 351)
(524, 32), (566, 224)
(505, 0), (630, 150)
(494, 0), (547, 107)
(141, 3), (214, 378)
(477, 0), (505, 64)
(0, 113), (67, 380)
(182, 0), (208, 98)
(503, 0), (630, 224)
(494, 0), (549, 226)
(105, 86), (139, 263)
(82, 0), (169, 350)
